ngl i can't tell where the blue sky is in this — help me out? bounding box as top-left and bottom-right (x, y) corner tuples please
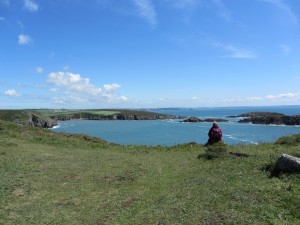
(0, 0), (300, 109)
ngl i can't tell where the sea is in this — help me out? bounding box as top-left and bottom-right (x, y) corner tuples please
(51, 106), (300, 146)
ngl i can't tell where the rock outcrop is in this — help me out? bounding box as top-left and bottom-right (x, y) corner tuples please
(181, 117), (229, 123)
(228, 112), (300, 125)
(182, 117), (203, 123)
(19, 112), (58, 128)
(273, 154), (300, 174)
(0, 110), (58, 128)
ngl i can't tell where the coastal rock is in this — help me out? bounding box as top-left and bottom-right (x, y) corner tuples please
(273, 154), (300, 174)
(181, 117), (203, 123)
(228, 112), (300, 125)
(11, 112), (57, 128)
(204, 118), (229, 123)
(181, 117), (229, 123)
(21, 112), (58, 128)
(229, 112), (285, 118)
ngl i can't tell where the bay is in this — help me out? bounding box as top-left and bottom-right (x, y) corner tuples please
(51, 106), (300, 146)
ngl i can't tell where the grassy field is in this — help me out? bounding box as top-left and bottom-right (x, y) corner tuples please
(37, 109), (121, 117)
(37, 109), (170, 117)
(0, 120), (300, 224)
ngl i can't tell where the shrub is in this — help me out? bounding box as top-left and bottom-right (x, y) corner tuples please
(275, 134), (300, 146)
(202, 142), (229, 159)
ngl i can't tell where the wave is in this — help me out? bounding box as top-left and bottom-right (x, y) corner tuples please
(50, 124), (60, 129)
(224, 134), (258, 145)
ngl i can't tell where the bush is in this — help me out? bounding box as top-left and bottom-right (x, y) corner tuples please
(275, 134), (300, 146)
(202, 142), (229, 159)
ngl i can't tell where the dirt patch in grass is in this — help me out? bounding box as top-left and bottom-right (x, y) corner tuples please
(228, 151), (250, 158)
(64, 174), (81, 181)
(121, 196), (137, 208)
(12, 188), (25, 197)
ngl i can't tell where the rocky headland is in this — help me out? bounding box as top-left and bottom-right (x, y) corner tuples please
(228, 112), (300, 125)
(49, 111), (177, 121)
(0, 110), (58, 128)
(0, 109), (177, 128)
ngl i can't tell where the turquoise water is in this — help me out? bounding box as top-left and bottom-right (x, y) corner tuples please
(51, 106), (300, 146)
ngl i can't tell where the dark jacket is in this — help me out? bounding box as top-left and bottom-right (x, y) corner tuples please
(207, 126), (223, 144)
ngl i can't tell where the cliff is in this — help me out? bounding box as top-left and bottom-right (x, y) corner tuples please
(0, 110), (58, 128)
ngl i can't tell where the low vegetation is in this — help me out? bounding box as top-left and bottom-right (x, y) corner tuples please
(38, 109), (121, 117)
(0, 119), (300, 224)
(37, 109), (176, 121)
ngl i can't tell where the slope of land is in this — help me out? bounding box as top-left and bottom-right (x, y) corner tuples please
(0, 109), (177, 129)
(38, 109), (177, 121)
(0, 119), (299, 224)
(0, 110), (58, 128)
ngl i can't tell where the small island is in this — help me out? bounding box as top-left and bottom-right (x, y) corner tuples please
(228, 112), (300, 125)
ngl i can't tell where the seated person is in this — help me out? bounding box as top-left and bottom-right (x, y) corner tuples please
(206, 121), (222, 145)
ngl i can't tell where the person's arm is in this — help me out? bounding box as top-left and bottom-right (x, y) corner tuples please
(208, 128), (213, 137)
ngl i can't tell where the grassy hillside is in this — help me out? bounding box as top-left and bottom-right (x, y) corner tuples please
(37, 109), (176, 120)
(0, 110), (57, 128)
(0, 120), (300, 224)
(0, 110), (32, 122)
(37, 109), (121, 117)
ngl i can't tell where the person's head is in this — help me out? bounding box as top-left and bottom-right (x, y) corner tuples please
(213, 121), (218, 128)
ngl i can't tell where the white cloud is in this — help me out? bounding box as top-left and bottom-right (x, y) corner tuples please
(266, 92), (300, 99)
(4, 89), (21, 97)
(223, 92), (300, 105)
(119, 96), (128, 102)
(261, 0), (298, 24)
(18, 34), (31, 45)
(208, 39), (257, 59)
(49, 88), (59, 92)
(47, 72), (102, 96)
(24, 0), (39, 12)
(190, 92), (300, 106)
(36, 67), (44, 74)
(103, 83), (121, 92)
(132, 0), (157, 27)
(245, 96), (263, 101)
(47, 72), (127, 106)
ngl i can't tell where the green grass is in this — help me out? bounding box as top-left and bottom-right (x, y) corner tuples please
(37, 109), (121, 117)
(0, 120), (300, 224)
(0, 110), (31, 122)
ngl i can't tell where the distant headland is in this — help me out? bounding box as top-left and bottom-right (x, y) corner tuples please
(1, 109), (299, 129)
(0, 109), (177, 128)
(228, 112), (300, 125)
